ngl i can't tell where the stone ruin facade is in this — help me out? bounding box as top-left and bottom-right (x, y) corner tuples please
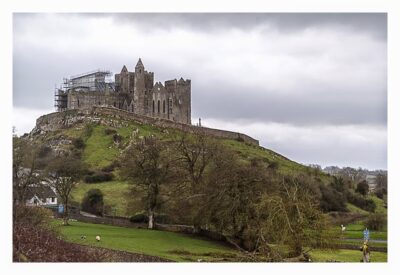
(55, 58), (191, 124)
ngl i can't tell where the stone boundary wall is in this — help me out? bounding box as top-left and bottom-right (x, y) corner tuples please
(35, 107), (259, 146)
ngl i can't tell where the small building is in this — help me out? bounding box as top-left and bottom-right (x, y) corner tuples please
(25, 185), (58, 208)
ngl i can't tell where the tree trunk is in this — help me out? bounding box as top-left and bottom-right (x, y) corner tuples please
(148, 210), (154, 229)
(63, 198), (69, 226)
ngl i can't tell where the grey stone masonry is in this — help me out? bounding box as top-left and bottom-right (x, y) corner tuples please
(63, 58), (191, 125)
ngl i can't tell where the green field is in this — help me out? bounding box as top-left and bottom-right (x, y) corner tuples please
(56, 220), (387, 262)
(310, 249), (387, 262)
(56, 220), (238, 262)
(343, 220), (387, 240)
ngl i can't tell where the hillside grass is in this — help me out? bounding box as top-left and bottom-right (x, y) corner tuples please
(71, 181), (131, 216)
(74, 118), (330, 180)
(81, 125), (120, 169)
(346, 203), (370, 215)
(55, 220), (237, 262)
(368, 194), (387, 214)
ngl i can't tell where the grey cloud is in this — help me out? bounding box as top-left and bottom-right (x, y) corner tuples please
(107, 13), (387, 39)
(12, 13), (387, 169)
(191, 84), (386, 126)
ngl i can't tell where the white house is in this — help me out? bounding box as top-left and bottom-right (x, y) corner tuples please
(25, 185), (58, 207)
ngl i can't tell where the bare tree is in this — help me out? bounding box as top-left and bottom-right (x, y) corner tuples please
(13, 138), (39, 209)
(175, 130), (217, 188)
(120, 135), (173, 229)
(256, 176), (337, 258)
(45, 155), (85, 225)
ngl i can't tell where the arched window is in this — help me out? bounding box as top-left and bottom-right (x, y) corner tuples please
(152, 100), (155, 113)
(163, 100), (165, 113)
(157, 100), (160, 113)
(77, 99), (80, 107)
(113, 102), (116, 107)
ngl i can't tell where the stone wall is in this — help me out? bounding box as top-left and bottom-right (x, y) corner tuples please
(35, 107), (259, 146)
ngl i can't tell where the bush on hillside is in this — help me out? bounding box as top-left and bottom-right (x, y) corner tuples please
(319, 184), (347, 212)
(113, 134), (123, 143)
(100, 162), (118, 173)
(81, 189), (104, 216)
(72, 137), (85, 149)
(267, 161), (279, 170)
(347, 192), (376, 212)
(84, 171), (113, 183)
(104, 128), (117, 135)
(356, 180), (369, 196)
(364, 213), (386, 231)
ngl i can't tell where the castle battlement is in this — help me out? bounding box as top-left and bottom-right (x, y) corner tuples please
(55, 58), (191, 125)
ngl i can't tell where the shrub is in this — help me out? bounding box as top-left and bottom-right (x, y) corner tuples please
(104, 128), (117, 135)
(356, 180), (369, 196)
(113, 134), (122, 143)
(319, 184), (347, 212)
(347, 192), (376, 212)
(364, 213), (386, 231)
(37, 145), (52, 158)
(129, 213), (149, 223)
(267, 161), (279, 170)
(84, 171), (113, 183)
(81, 189), (104, 216)
(101, 162), (117, 173)
(375, 188), (387, 200)
(72, 138), (85, 149)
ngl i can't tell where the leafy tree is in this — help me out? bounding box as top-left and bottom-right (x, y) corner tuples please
(356, 180), (369, 196)
(120, 135), (174, 229)
(45, 154), (86, 225)
(81, 189), (104, 216)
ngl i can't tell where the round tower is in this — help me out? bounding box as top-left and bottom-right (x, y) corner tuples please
(134, 58), (146, 114)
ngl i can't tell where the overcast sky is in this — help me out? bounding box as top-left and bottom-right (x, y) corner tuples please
(13, 13), (387, 170)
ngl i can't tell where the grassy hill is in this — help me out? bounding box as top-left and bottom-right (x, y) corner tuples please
(34, 114), (385, 218)
(48, 116), (331, 178)
(49, 118), (331, 216)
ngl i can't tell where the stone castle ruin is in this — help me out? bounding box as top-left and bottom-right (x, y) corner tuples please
(49, 57), (259, 146)
(55, 58), (191, 124)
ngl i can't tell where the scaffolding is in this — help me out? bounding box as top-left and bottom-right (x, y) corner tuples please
(54, 69), (114, 112)
(63, 69), (112, 92)
(54, 87), (68, 112)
